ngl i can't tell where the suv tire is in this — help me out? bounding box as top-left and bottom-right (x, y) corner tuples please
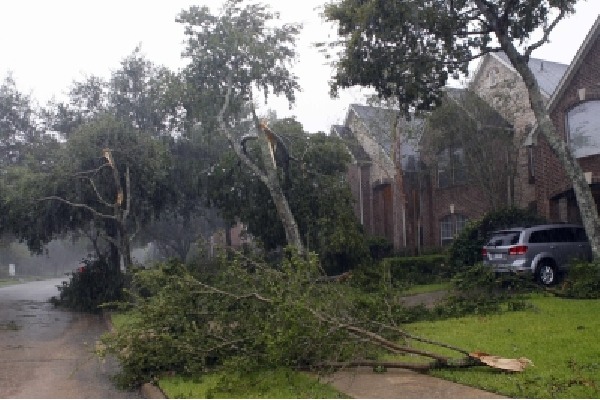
(537, 263), (557, 286)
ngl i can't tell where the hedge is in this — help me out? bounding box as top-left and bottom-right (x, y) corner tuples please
(383, 254), (450, 285)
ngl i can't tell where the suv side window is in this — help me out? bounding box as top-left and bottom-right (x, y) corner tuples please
(529, 229), (550, 243)
(553, 227), (575, 243)
(574, 227), (588, 242)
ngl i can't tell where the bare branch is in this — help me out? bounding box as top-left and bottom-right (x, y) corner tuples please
(74, 163), (112, 177)
(39, 196), (116, 220)
(525, 8), (567, 58)
(78, 176), (114, 208)
(123, 165), (131, 221)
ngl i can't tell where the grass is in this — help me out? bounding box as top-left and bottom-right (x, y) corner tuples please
(158, 369), (348, 399)
(397, 293), (600, 398)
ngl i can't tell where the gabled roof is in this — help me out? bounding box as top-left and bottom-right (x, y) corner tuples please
(330, 124), (371, 163)
(524, 14), (600, 146)
(495, 53), (568, 97)
(347, 104), (398, 154)
(471, 52), (568, 98)
(346, 104), (425, 170)
(547, 15), (600, 112)
(443, 87), (513, 131)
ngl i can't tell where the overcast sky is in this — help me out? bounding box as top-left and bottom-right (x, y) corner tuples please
(0, 1), (598, 133)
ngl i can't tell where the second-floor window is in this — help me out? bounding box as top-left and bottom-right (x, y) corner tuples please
(437, 147), (467, 188)
(568, 100), (600, 158)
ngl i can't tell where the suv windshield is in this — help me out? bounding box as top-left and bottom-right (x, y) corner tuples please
(486, 230), (521, 247)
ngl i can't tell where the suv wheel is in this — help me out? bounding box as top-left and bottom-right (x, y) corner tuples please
(537, 263), (557, 286)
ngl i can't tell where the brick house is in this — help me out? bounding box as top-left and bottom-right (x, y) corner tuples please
(331, 104), (423, 251)
(526, 16), (600, 224)
(335, 15), (600, 252)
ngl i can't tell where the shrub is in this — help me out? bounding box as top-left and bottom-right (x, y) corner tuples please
(384, 255), (449, 285)
(554, 260), (600, 299)
(429, 263), (536, 318)
(51, 257), (128, 312)
(448, 207), (545, 269)
(366, 236), (393, 260)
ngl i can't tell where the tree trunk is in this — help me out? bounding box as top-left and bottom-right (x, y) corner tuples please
(216, 79), (305, 254)
(254, 127), (305, 252)
(500, 40), (600, 259)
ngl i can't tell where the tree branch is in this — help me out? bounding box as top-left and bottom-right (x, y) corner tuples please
(39, 196), (116, 220)
(78, 176), (114, 208)
(525, 8), (566, 58)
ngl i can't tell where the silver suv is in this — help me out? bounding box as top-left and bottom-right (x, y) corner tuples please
(482, 224), (592, 286)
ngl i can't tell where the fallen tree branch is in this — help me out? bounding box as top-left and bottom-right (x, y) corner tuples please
(311, 356), (486, 372)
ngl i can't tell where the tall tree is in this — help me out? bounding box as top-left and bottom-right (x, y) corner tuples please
(177, 0), (305, 252)
(43, 48), (184, 139)
(324, 0), (600, 258)
(0, 74), (38, 167)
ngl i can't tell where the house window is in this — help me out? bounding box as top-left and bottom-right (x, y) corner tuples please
(437, 147), (466, 188)
(440, 214), (468, 246)
(567, 100), (600, 158)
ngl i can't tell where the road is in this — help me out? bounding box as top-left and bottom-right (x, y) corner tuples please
(0, 278), (139, 399)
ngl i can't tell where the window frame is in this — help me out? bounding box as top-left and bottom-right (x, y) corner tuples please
(440, 214), (468, 246)
(437, 147), (467, 188)
(567, 100), (600, 159)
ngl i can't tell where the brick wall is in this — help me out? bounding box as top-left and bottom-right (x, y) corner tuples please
(535, 37), (600, 221)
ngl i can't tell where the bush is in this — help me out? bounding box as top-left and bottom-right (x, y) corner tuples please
(554, 260), (600, 299)
(428, 263), (536, 319)
(384, 255), (449, 285)
(366, 236), (393, 260)
(51, 257), (128, 312)
(350, 255), (448, 291)
(448, 207), (545, 269)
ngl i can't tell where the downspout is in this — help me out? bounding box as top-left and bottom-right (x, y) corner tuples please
(359, 164), (364, 225)
(403, 201), (407, 248)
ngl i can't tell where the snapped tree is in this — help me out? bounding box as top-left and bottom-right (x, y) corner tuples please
(177, 0), (305, 253)
(324, 0), (600, 258)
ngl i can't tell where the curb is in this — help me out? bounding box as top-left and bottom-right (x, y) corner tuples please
(101, 311), (168, 399)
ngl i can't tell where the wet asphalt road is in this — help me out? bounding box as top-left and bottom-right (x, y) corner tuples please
(0, 278), (139, 399)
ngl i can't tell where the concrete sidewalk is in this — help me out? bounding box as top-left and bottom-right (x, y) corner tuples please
(321, 367), (506, 399)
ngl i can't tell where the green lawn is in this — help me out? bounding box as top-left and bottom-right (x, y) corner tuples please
(158, 369), (348, 399)
(399, 293), (600, 398)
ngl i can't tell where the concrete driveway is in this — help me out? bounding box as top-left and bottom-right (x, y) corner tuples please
(0, 278), (138, 399)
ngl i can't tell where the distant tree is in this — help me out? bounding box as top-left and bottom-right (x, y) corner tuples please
(43, 47), (184, 139)
(0, 74), (38, 167)
(324, 0), (600, 258)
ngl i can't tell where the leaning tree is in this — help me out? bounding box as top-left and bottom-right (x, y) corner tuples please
(177, 0), (306, 253)
(324, 0), (600, 258)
